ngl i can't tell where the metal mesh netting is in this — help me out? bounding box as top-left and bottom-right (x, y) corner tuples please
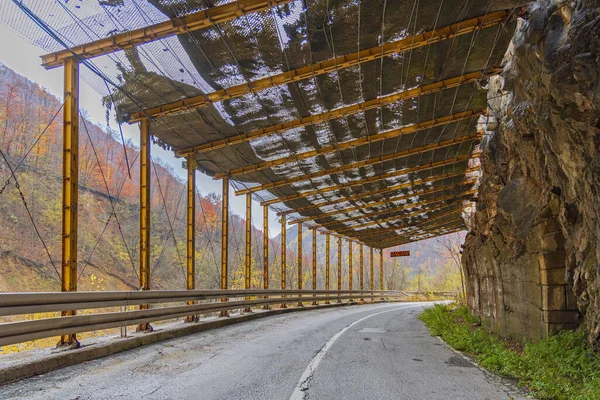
(1, 0), (529, 246)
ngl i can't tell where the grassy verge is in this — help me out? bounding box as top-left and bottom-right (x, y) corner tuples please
(419, 304), (600, 400)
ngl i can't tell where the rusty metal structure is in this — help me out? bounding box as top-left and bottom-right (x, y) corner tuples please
(1, 0), (528, 345)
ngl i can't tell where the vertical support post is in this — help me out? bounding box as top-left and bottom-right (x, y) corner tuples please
(244, 193), (252, 312)
(370, 247), (374, 302)
(220, 177), (229, 317)
(325, 233), (330, 304)
(281, 215), (287, 308)
(312, 229), (317, 305)
(360, 244), (364, 302)
(263, 205), (270, 309)
(337, 236), (342, 303)
(59, 57), (80, 347)
(379, 249), (384, 300)
(297, 223), (303, 306)
(185, 155), (198, 322)
(137, 117), (152, 332)
(348, 240), (353, 303)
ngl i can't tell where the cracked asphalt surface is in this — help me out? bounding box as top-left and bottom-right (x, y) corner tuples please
(0, 302), (528, 399)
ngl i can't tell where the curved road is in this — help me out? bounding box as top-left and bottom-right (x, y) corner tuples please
(0, 303), (527, 399)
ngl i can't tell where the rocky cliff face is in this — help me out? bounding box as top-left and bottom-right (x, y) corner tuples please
(462, 0), (600, 345)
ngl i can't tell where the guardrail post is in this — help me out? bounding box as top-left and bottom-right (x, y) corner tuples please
(263, 205), (270, 309)
(348, 240), (353, 303)
(280, 215), (287, 308)
(359, 244), (364, 303)
(220, 177), (229, 317)
(370, 247), (374, 302)
(337, 236), (342, 303)
(185, 155), (198, 322)
(243, 193), (252, 313)
(137, 117), (153, 332)
(297, 223), (303, 307)
(312, 229), (317, 305)
(59, 57), (80, 348)
(325, 233), (330, 304)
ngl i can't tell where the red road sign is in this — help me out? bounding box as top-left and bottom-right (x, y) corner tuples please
(390, 250), (410, 257)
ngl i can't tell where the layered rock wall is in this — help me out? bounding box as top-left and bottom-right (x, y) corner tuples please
(463, 0), (600, 344)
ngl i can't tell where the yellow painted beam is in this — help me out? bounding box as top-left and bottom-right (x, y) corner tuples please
(129, 9), (514, 122)
(350, 207), (466, 241)
(258, 136), (481, 205)
(278, 166), (479, 217)
(374, 220), (466, 248)
(311, 190), (477, 229)
(138, 118), (152, 332)
(42, 0), (293, 69)
(281, 216), (287, 290)
(220, 177), (229, 317)
(312, 228), (317, 304)
(185, 154), (198, 322)
(245, 193), (252, 290)
(348, 240), (353, 292)
(379, 250), (384, 291)
(175, 69), (500, 156)
(263, 205), (269, 290)
(215, 109), (483, 179)
(290, 178), (477, 224)
(336, 202), (467, 236)
(355, 215), (466, 243)
(373, 217), (466, 244)
(325, 233), (330, 303)
(60, 57), (79, 346)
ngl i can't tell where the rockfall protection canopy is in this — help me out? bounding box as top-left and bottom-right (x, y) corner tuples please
(2, 0), (529, 248)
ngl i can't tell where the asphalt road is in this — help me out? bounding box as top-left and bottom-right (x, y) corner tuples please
(0, 302), (528, 400)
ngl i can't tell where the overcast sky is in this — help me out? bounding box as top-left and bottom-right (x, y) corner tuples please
(0, 23), (283, 237)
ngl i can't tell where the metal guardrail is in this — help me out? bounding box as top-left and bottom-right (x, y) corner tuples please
(0, 289), (457, 347)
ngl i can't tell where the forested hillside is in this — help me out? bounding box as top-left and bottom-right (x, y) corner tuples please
(0, 64), (463, 294)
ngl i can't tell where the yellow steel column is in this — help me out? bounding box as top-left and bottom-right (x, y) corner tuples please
(325, 233), (330, 304)
(185, 155), (198, 322)
(281, 215), (287, 308)
(337, 236), (342, 303)
(244, 193), (252, 312)
(59, 57), (79, 347)
(220, 177), (229, 317)
(312, 229), (317, 305)
(370, 247), (374, 302)
(137, 118), (152, 332)
(360, 244), (364, 302)
(297, 223), (303, 306)
(380, 249), (385, 300)
(263, 205), (270, 309)
(348, 240), (353, 303)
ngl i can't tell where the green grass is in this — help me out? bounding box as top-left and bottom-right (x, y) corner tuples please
(419, 304), (600, 399)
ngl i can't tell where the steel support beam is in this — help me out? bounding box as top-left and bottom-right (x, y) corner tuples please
(278, 166), (478, 217)
(244, 193), (252, 312)
(220, 177), (229, 317)
(325, 234), (330, 304)
(312, 229), (317, 305)
(130, 10), (514, 121)
(176, 69), (500, 157)
(362, 218), (466, 249)
(258, 136), (481, 205)
(290, 179), (476, 224)
(348, 241), (353, 292)
(216, 110), (482, 179)
(378, 226), (466, 249)
(370, 247), (374, 301)
(59, 57), (79, 347)
(336, 200), (469, 236)
(280, 215), (287, 308)
(185, 155), (198, 322)
(297, 223), (303, 306)
(42, 0), (294, 70)
(136, 118), (153, 332)
(359, 244), (364, 302)
(263, 205), (269, 309)
(349, 206), (466, 241)
(263, 206), (269, 290)
(379, 250), (384, 294)
(337, 237), (342, 303)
